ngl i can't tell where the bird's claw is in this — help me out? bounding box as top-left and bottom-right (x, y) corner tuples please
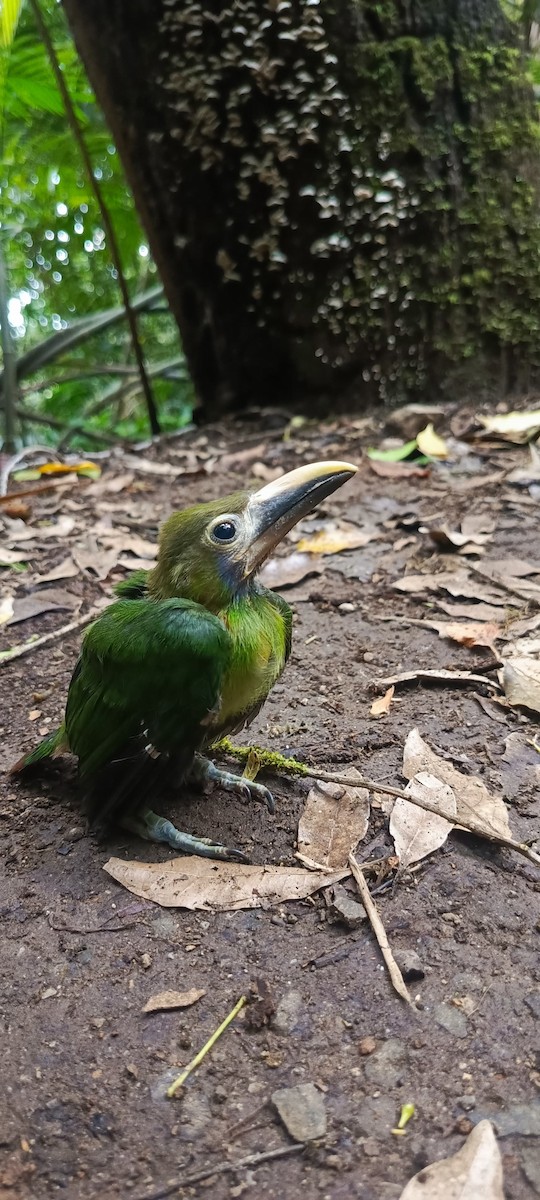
(121, 811), (249, 863)
(192, 757), (275, 814)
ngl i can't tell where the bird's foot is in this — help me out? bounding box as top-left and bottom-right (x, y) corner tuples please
(190, 755), (275, 814)
(120, 809), (249, 862)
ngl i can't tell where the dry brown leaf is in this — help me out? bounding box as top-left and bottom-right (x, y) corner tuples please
(72, 541), (120, 581)
(121, 455), (184, 476)
(368, 459), (431, 480)
(89, 471), (135, 496)
(0, 547), (31, 565)
(420, 619), (502, 649)
(36, 557), (80, 583)
(103, 856), (347, 911)
(390, 772), (456, 868)
(416, 423), (449, 459)
(98, 531), (157, 559)
(259, 552), (324, 590)
(5, 515), (75, 544)
(477, 557), (540, 578)
(501, 612), (540, 639)
(428, 524), (492, 553)
(399, 1120), (504, 1200)
(297, 521), (376, 556)
(501, 635), (540, 659)
(219, 444), (267, 470)
(393, 571), (507, 606)
(434, 600), (509, 623)
(499, 657), (540, 715)
(118, 556), (156, 572)
(500, 732), (540, 801)
(7, 588), (80, 625)
(403, 728), (512, 841)
(251, 462), (282, 482)
(143, 988), (205, 1013)
(296, 771), (370, 870)
(506, 442), (540, 485)
(2, 498), (31, 521)
(460, 514), (496, 538)
(379, 668), (500, 690)
(0, 596), (14, 625)
(370, 685), (395, 717)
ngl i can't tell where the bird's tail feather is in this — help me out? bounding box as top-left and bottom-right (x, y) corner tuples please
(9, 725), (67, 774)
(84, 739), (192, 830)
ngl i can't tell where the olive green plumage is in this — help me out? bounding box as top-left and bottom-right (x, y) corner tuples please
(17, 493), (292, 825)
(14, 460), (356, 852)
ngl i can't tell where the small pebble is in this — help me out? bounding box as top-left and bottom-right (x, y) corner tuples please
(272, 1082), (327, 1141)
(457, 1095), (476, 1112)
(358, 1036), (377, 1056)
(338, 603), (357, 614)
(395, 949), (425, 982)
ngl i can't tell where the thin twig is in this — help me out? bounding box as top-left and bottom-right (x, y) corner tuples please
(132, 1145), (305, 1200)
(0, 477), (76, 504)
(219, 743), (540, 869)
(0, 444), (59, 495)
(0, 607), (102, 665)
(316, 769), (540, 869)
(29, 0), (160, 437)
(167, 995), (246, 1098)
(17, 406), (116, 445)
(348, 852), (416, 1008)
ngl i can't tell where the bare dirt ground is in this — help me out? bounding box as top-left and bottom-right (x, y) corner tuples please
(0, 406), (539, 1200)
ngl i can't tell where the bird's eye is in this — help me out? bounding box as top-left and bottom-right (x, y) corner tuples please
(210, 519), (238, 544)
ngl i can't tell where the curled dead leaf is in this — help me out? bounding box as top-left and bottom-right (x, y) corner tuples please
(370, 685), (395, 718)
(419, 619), (502, 650)
(36, 557), (80, 583)
(368, 459), (431, 480)
(259, 552), (323, 590)
(399, 1120), (504, 1199)
(379, 668), (500, 690)
(143, 988), (206, 1013)
(499, 657), (540, 715)
(297, 522), (376, 556)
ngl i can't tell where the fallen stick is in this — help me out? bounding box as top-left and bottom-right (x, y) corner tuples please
(217, 741), (540, 869)
(0, 607), (102, 665)
(167, 994), (246, 1098)
(348, 851), (416, 1008)
(133, 1144), (304, 1200)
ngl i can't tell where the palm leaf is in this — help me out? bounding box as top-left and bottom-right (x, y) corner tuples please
(0, 0), (24, 49)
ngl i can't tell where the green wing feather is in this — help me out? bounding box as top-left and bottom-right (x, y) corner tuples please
(65, 597), (231, 818)
(268, 590), (293, 662)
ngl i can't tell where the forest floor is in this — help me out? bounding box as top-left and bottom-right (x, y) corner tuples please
(0, 401), (539, 1200)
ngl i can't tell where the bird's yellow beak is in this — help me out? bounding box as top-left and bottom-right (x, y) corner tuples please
(243, 460), (357, 574)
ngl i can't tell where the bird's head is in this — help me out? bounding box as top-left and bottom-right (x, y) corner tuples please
(149, 460), (357, 611)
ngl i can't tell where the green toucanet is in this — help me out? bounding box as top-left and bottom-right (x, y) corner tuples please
(12, 460), (356, 859)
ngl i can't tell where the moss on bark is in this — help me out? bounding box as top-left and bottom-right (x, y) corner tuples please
(63, 0), (540, 413)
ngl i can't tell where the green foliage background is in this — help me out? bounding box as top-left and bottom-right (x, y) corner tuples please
(0, 0), (193, 449)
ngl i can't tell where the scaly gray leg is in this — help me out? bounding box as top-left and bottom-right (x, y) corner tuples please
(190, 755), (275, 814)
(120, 809), (249, 862)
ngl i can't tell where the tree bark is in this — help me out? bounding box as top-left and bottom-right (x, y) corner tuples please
(61, 0), (540, 417)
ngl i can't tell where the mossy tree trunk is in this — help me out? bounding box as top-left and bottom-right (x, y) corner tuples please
(62, 0), (540, 417)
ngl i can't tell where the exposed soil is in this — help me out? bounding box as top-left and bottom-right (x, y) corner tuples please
(0, 409), (539, 1200)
